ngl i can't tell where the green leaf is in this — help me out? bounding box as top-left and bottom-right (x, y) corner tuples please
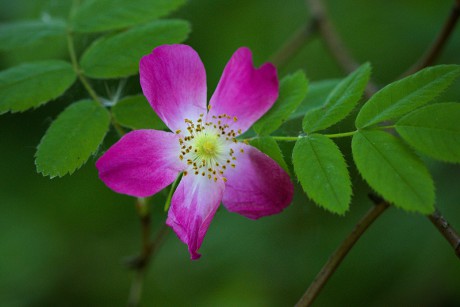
(35, 100), (111, 177)
(0, 19), (66, 51)
(71, 0), (186, 33)
(112, 95), (167, 130)
(396, 102), (460, 163)
(289, 79), (341, 120)
(250, 136), (290, 174)
(293, 134), (351, 214)
(352, 130), (434, 214)
(253, 71), (308, 135)
(303, 63), (371, 133)
(0, 61), (76, 114)
(80, 20), (190, 79)
(356, 65), (460, 128)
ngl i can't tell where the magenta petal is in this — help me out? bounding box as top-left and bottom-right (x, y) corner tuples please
(222, 144), (293, 219)
(96, 130), (185, 198)
(208, 47), (279, 134)
(167, 175), (225, 260)
(140, 44), (207, 132)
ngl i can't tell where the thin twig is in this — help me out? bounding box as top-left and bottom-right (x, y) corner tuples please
(126, 198), (170, 307)
(400, 0), (460, 77)
(305, 0), (379, 97)
(428, 209), (460, 259)
(269, 20), (319, 68)
(296, 197), (390, 307)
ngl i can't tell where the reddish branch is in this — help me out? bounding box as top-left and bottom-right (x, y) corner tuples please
(306, 0), (379, 96)
(401, 0), (460, 77)
(429, 209), (460, 258)
(296, 197), (390, 307)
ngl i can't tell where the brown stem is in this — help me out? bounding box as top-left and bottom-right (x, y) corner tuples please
(400, 0), (460, 77)
(296, 197), (390, 307)
(305, 0), (379, 97)
(126, 199), (170, 307)
(428, 209), (460, 259)
(269, 20), (319, 68)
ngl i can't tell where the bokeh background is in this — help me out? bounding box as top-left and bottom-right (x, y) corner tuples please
(1, 0), (460, 306)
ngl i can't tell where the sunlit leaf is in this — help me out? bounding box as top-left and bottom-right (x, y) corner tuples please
(356, 65), (460, 128)
(352, 130), (434, 214)
(396, 102), (460, 163)
(250, 136), (290, 174)
(112, 95), (167, 130)
(80, 20), (190, 79)
(0, 19), (66, 51)
(71, 0), (186, 33)
(292, 134), (351, 214)
(254, 71), (308, 135)
(289, 79), (341, 120)
(0, 61), (76, 114)
(303, 63), (371, 133)
(35, 100), (111, 177)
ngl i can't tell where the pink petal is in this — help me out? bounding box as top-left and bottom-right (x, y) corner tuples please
(140, 44), (207, 132)
(96, 130), (185, 198)
(208, 47), (279, 134)
(222, 143), (293, 219)
(166, 174), (225, 260)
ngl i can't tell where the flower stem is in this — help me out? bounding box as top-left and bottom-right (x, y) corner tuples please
(164, 174), (181, 211)
(295, 197), (390, 307)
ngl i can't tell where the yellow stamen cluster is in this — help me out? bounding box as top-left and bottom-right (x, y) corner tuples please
(177, 111), (242, 182)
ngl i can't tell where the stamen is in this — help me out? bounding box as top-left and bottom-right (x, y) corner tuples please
(176, 112), (242, 182)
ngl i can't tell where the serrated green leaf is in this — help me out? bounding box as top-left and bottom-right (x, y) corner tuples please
(112, 95), (167, 130)
(249, 137), (290, 174)
(35, 100), (111, 177)
(352, 130), (434, 214)
(80, 20), (190, 79)
(253, 71), (308, 135)
(292, 134), (351, 214)
(356, 65), (460, 128)
(289, 79), (341, 120)
(71, 0), (185, 33)
(303, 63), (371, 133)
(396, 102), (460, 163)
(0, 19), (66, 51)
(0, 61), (76, 114)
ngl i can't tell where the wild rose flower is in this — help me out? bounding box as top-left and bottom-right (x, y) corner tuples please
(96, 44), (293, 259)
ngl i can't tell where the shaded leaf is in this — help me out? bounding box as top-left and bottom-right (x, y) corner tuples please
(352, 130), (434, 214)
(71, 0), (186, 33)
(0, 61), (76, 114)
(112, 95), (167, 130)
(292, 134), (351, 214)
(80, 20), (190, 79)
(356, 65), (460, 128)
(303, 63), (371, 133)
(289, 79), (341, 120)
(250, 137), (290, 174)
(35, 100), (111, 177)
(396, 102), (460, 163)
(254, 71), (308, 135)
(0, 19), (66, 51)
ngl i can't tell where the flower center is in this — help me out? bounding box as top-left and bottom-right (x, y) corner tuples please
(176, 111), (244, 182)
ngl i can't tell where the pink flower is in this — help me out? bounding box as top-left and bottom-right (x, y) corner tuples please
(96, 44), (293, 259)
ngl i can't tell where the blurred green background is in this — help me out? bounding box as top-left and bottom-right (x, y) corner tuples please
(1, 0), (460, 306)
